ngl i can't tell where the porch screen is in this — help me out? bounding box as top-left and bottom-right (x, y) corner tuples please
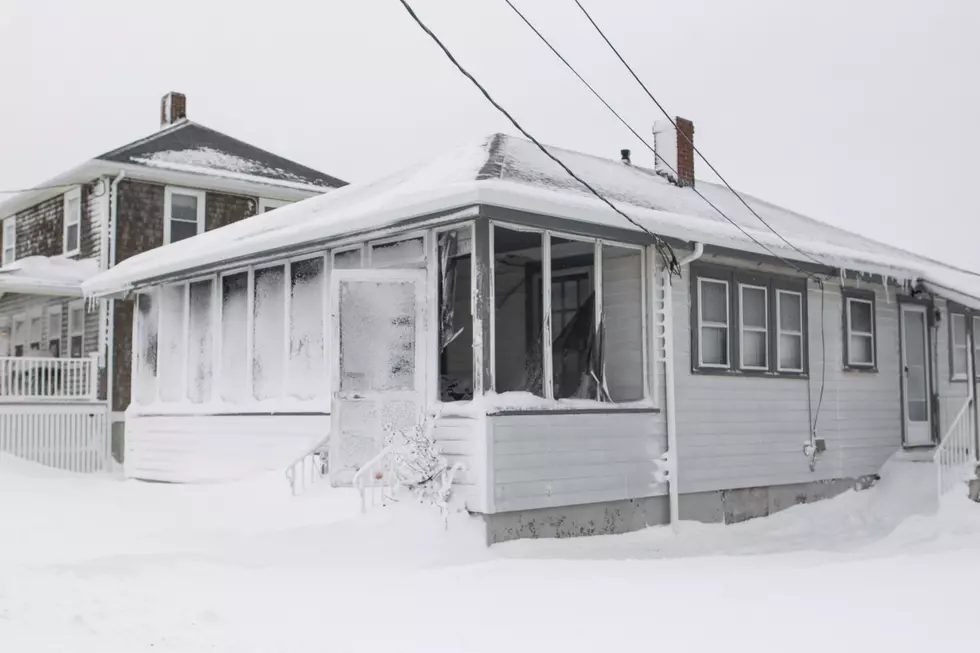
(288, 257), (325, 400)
(135, 292), (158, 405)
(439, 227), (473, 401)
(253, 265), (286, 400)
(493, 226), (543, 396)
(601, 245), (644, 402)
(187, 280), (213, 403)
(221, 273), (248, 402)
(158, 284), (186, 402)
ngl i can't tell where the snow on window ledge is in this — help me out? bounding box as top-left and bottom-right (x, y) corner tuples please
(436, 391), (657, 418)
(127, 396), (329, 417)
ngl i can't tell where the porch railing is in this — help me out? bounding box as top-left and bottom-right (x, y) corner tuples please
(0, 354), (100, 401)
(285, 434), (330, 496)
(0, 402), (111, 473)
(352, 443), (397, 513)
(934, 397), (977, 498)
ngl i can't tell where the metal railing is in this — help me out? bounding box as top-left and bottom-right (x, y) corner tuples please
(352, 443), (397, 513)
(285, 434), (330, 496)
(935, 397), (977, 498)
(0, 354), (99, 401)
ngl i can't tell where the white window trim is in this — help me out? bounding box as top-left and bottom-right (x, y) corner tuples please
(951, 312), (969, 381)
(697, 277), (730, 369)
(68, 299), (85, 359)
(846, 296), (875, 367)
(738, 283), (768, 371)
(258, 198), (289, 213)
(163, 187), (206, 245)
(47, 304), (63, 357)
(776, 289), (804, 373)
(2, 216), (16, 266)
(62, 186), (82, 256)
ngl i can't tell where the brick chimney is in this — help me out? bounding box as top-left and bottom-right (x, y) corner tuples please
(160, 92), (187, 128)
(653, 117), (695, 188)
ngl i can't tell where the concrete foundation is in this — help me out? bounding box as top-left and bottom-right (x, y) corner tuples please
(484, 476), (877, 543)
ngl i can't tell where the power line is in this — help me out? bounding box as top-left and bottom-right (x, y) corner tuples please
(500, 0), (820, 280)
(397, 0), (679, 273)
(0, 182), (88, 195)
(572, 0), (831, 271)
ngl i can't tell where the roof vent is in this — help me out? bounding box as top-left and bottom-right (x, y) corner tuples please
(620, 149), (631, 165)
(160, 92), (187, 128)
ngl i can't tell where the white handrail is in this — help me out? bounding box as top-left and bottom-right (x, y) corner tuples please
(0, 354), (99, 401)
(934, 398), (976, 499)
(353, 443), (397, 513)
(285, 434), (330, 496)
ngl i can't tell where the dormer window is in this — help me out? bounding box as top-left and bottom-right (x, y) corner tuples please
(63, 187), (82, 256)
(2, 217), (15, 265)
(164, 187), (206, 244)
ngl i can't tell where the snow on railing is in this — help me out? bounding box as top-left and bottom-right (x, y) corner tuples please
(935, 397), (977, 498)
(352, 443), (397, 513)
(285, 434), (330, 496)
(0, 354), (99, 401)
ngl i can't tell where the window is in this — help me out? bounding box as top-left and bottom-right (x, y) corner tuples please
(135, 292), (159, 404)
(164, 187), (205, 244)
(28, 310), (42, 355)
(844, 291), (876, 369)
(950, 310), (969, 381)
(288, 257), (326, 400)
(3, 217), (15, 265)
(370, 237), (425, 268)
(252, 265), (286, 400)
(63, 187), (81, 256)
(438, 227), (473, 401)
(493, 226), (543, 396)
(601, 244), (645, 402)
(332, 247), (363, 270)
(258, 198), (289, 213)
(776, 290), (804, 372)
(67, 301), (85, 358)
(47, 306), (62, 358)
(220, 272), (249, 402)
(12, 314), (26, 357)
(692, 265), (808, 376)
(548, 236), (595, 399)
(157, 285), (185, 400)
(187, 280), (214, 403)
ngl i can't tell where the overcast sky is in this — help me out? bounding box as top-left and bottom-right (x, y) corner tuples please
(1, 0), (977, 269)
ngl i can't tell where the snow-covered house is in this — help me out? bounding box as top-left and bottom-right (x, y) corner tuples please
(0, 92), (346, 469)
(83, 123), (980, 541)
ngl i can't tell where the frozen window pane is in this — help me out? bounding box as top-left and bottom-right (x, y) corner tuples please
(601, 244), (643, 402)
(135, 293), (158, 404)
(742, 330), (767, 368)
(438, 228), (473, 402)
(850, 334), (873, 365)
(779, 292), (802, 331)
(221, 273), (248, 402)
(741, 286), (766, 329)
(171, 193), (198, 222)
(187, 280), (213, 403)
(66, 223), (79, 252)
(253, 266), (286, 400)
(700, 280), (727, 324)
(493, 226), (543, 395)
(169, 220), (198, 243)
(779, 334), (803, 370)
(850, 300), (872, 333)
(701, 326), (728, 365)
(370, 238), (425, 268)
(288, 258), (325, 400)
(333, 249), (362, 270)
(158, 285), (186, 402)
(338, 280), (416, 392)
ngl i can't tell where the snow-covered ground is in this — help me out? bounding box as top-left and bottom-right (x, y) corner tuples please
(1, 454), (978, 652)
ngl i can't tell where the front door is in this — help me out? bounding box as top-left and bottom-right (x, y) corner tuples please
(900, 303), (932, 446)
(330, 269), (426, 486)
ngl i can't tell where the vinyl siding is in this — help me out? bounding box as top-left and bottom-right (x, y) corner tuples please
(431, 414), (486, 512)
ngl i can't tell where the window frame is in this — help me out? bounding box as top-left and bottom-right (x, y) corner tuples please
(2, 216), (16, 265)
(258, 198), (289, 213)
(67, 299), (85, 359)
(842, 289), (877, 371)
(47, 304), (62, 358)
(690, 263), (809, 377)
(163, 186), (206, 245)
(775, 288), (805, 373)
(949, 308), (970, 382)
(696, 276), (731, 369)
(62, 186), (82, 256)
(737, 283), (768, 371)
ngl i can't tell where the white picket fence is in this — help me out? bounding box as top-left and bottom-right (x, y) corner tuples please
(935, 397), (977, 498)
(0, 403), (111, 473)
(0, 354), (99, 401)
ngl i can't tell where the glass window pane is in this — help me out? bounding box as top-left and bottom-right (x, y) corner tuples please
(740, 286), (766, 329)
(170, 220), (198, 243)
(493, 227), (543, 395)
(158, 285), (186, 402)
(700, 280), (727, 324)
(742, 330), (767, 368)
(253, 266), (286, 400)
(370, 238), (425, 268)
(135, 292), (158, 404)
(850, 300), (872, 333)
(171, 193), (198, 222)
(70, 335), (82, 359)
(905, 312), (925, 367)
(333, 249), (362, 270)
(187, 280), (213, 403)
(66, 224), (79, 252)
(602, 244), (644, 402)
(288, 258), (325, 400)
(908, 400), (928, 422)
(953, 314), (966, 346)
(779, 292), (802, 331)
(220, 273), (248, 402)
(338, 280), (416, 392)
(850, 334), (873, 365)
(550, 237), (595, 399)
(439, 228), (473, 402)
(701, 326), (728, 365)
(779, 333), (803, 370)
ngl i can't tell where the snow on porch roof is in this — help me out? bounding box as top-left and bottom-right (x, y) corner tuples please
(0, 256), (99, 296)
(83, 133), (980, 300)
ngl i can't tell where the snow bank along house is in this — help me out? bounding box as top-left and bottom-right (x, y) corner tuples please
(0, 92), (345, 469)
(83, 120), (980, 542)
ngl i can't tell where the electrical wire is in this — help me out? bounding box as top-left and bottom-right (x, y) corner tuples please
(397, 0), (679, 273)
(571, 0), (832, 271)
(0, 182), (92, 195)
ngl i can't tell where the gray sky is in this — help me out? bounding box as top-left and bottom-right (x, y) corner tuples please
(2, 0), (978, 268)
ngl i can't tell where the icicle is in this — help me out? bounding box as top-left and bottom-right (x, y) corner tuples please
(839, 267), (846, 287)
(883, 278), (891, 304)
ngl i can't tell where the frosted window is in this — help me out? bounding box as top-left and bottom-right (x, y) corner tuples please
(158, 284), (186, 402)
(739, 285), (767, 370)
(493, 227), (543, 395)
(221, 273), (248, 402)
(338, 280), (416, 392)
(601, 244), (643, 402)
(135, 292), (158, 404)
(253, 265), (286, 400)
(698, 278), (729, 367)
(438, 228), (473, 401)
(370, 238), (425, 268)
(288, 258), (325, 400)
(187, 280), (213, 403)
(951, 313), (968, 379)
(846, 297), (875, 367)
(333, 248), (362, 270)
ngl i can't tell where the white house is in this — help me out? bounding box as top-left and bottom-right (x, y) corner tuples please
(83, 125), (980, 542)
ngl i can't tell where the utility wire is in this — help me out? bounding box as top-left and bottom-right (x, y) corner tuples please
(572, 0), (831, 271)
(501, 0), (822, 281)
(397, 0), (679, 273)
(0, 182), (90, 195)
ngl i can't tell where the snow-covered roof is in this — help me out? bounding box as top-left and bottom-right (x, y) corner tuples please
(83, 133), (980, 303)
(0, 256), (99, 296)
(97, 120), (347, 192)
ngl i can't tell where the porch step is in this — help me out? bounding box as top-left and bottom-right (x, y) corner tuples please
(894, 447), (937, 463)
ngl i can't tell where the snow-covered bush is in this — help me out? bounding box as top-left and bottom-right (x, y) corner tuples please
(383, 418), (462, 522)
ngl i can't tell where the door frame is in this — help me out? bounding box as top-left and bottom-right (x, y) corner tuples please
(898, 296), (936, 447)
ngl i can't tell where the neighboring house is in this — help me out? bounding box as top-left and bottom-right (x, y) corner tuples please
(0, 92), (346, 466)
(84, 123), (980, 542)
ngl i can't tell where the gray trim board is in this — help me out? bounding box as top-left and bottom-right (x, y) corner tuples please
(478, 204), (674, 248)
(473, 217), (493, 394)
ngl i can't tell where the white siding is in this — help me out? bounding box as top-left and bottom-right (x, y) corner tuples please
(125, 413), (328, 482)
(431, 413), (486, 512)
(676, 258), (905, 494)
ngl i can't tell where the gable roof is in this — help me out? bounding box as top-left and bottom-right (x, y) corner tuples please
(97, 120), (347, 192)
(83, 132), (980, 306)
